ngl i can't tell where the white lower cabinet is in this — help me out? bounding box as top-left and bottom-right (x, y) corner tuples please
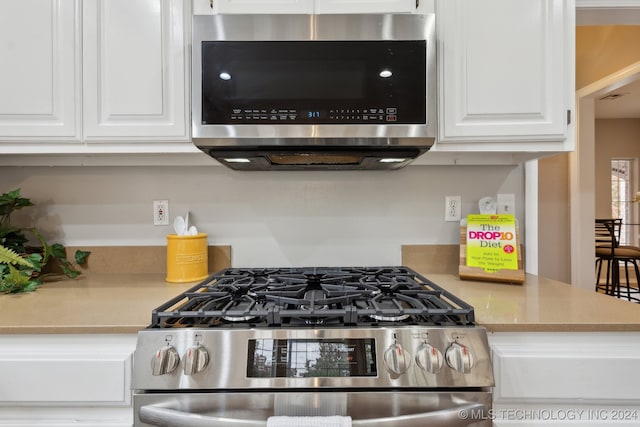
(0, 334), (137, 427)
(489, 332), (640, 426)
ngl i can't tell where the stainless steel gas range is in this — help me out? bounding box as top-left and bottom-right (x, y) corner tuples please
(132, 266), (494, 426)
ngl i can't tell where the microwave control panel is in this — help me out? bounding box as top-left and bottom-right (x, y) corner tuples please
(226, 107), (400, 124)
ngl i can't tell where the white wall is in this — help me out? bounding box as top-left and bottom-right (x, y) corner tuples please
(1, 164), (523, 267)
(538, 153), (571, 283)
(595, 118), (640, 219)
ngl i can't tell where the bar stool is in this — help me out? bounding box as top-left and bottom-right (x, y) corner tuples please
(595, 218), (640, 302)
(595, 219), (616, 295)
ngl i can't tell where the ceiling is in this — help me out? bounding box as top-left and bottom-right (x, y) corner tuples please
(595, 78), (640, 119)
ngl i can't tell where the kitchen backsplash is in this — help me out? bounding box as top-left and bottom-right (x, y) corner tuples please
(64, 245), (232, 276)
(1, 164), (523, 267)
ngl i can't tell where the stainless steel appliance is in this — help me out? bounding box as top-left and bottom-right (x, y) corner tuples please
(191, 14), (436, 170)
(133, 266), (494, 426)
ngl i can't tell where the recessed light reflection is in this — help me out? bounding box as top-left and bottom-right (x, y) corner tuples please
(379, 69), (393, 78)
(379, 158), (407, 163)
(219, 72), (232, 80)
(224, 158), (251, 163)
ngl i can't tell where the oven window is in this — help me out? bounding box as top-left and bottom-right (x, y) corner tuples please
(247, 339), (377, 378)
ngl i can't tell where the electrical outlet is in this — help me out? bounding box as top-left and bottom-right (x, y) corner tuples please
(153, 200), (169, 226)
(497, 193), (516, 215)
(445, 196), (461, 222)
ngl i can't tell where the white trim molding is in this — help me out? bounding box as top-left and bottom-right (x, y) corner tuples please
(577, 0), (640, 7)
(576, 0), (640, 25)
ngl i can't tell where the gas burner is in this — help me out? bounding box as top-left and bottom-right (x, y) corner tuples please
(301, 289), (329, 310)
(150, 266), (475, 328)
(369, 313), (410, 322)
(221, 299), (257, 322)
(223, 316), (256, 322)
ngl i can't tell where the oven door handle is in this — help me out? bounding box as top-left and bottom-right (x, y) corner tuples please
(139, 401), (488, 427)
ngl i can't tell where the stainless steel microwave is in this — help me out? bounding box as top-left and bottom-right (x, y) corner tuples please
(192, 13), (436, 170)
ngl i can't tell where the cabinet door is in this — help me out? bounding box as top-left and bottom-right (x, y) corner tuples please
(0, 0), (79, 139)
(315, 0), (415, 13)
(83, 0), (189, 141)
(490, 332), (640, 426)
(438, 0), (573, 143)
(213, 0), (314, 14)
(0, 334), (137, 426)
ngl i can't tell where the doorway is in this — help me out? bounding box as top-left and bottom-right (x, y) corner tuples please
(572, 60), (640, 290)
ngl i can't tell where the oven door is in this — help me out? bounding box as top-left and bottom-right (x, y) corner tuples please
(134, 391), (491, 427)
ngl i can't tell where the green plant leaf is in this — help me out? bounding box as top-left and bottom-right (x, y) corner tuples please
(0, 188), (33, 208)
(0, 188), (33, 219)
(50, 243), (67, 259)
(20, 281), (40, 292)
(0, 264), (41, 294)
(75, 250), (91, 265)
(0, 227), (29, 253)
(64, 269), (80, 279)
(24, 253), (43, 272)
(0, 189), (89, 290)
(0, 245), (34, 268)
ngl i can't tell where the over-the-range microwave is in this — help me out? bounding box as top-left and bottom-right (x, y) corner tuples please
(192, 13), (436, 170)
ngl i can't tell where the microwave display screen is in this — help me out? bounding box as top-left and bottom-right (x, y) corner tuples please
(201, 40), (426, 125)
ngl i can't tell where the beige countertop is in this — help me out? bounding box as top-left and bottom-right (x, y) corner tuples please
(424, 274), (640, 332)
(0, 272), (639, 334)
(0, 274), (194, 334)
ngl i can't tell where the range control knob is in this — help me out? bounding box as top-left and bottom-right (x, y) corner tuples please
(445, 342), (474, 373)
(384, 343), (411, 375)
(183, 344), (210, 375)
(415, 343), (444, 374)
(151, 345), (180, 376)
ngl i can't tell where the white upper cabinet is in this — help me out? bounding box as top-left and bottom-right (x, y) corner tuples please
(0, 0), (79, 140)
(83, 0), (189, 141)
(207, 0), (416, 14)
(434, 0), (575, 152)
(0, 0), (190, 149)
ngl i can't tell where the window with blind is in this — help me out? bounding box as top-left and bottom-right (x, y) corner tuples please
(611, 159), (635, 245)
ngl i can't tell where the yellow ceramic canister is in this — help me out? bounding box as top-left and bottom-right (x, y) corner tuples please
(166, 233), (208, 283)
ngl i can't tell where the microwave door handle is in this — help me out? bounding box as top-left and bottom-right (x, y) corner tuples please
(139, 401), (488, 427)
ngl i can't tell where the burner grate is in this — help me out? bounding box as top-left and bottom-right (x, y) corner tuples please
(150, 266), (475, 328)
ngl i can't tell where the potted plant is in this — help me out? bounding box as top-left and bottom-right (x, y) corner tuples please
(0, 189), (90, 294)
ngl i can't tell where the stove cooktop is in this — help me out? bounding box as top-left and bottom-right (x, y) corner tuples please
(150, 266), (475, 328)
